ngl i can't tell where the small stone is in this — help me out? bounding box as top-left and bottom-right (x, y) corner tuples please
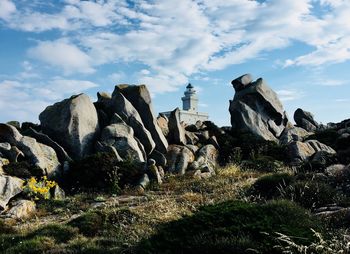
(6, 200), (36, 219)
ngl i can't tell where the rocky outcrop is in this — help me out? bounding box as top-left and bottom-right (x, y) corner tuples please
(108, 90), (156, 155)
(0, 175), (23, 210)
(279, 126), (311, 145)
(166, 145), (195, 175)
(114, 85), (168, 153)
(231, 74), (253, 92)
(168, 108), (186, 145)
(157, 114), (169, 137)
(229, 75), (289, 141)
(23, 128), (72, 163)
(288, 140), (336, 164)
(0, 142), (24, 163)
(0, 124), (61, 176)
(294, 108), (319, 132)
(100, 122), (145, 162)
(191, 144), (218, 175)
(39, 94), (99, 160)
(18, 136), (61, 176)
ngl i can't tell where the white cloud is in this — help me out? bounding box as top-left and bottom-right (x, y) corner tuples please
(0, 78), (99, 123)
(335, 98), (350, 102)
(0, 0), (16, 20)
(277, 89), (304, 102)
(2, 0), (350, 95)
(108, 72), (126, 83)
(28, 40), (95, 75)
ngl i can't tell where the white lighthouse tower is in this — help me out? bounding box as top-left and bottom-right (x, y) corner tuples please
(182, 83), (198, 111)
(160, 83), (209, 125)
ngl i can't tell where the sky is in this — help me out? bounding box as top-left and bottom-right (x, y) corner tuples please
(0, 0), (350, 127)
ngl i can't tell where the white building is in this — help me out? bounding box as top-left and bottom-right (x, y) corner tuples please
(161, 83), (209, 125)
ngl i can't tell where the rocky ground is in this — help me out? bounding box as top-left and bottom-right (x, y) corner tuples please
(1, 74), (350, 253)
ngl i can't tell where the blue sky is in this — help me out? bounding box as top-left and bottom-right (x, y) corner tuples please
(0, 0), (350, 127)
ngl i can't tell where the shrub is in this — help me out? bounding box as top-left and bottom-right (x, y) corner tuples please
(251, 173), (295, 199)
(2, 236), (55, 254)
(306, 129), (339, 149)
(217, 131), (287, 166)
(280, 180), (341, 209)
(68, 208), (139, 238)
(137, 200), (323, 254)
(28, 224), (78, 243)
(69, 211), (105, 237)
(274, 229), (350, 254)
(4, 161), (43, 178)
(0, 221), (15, 234)
(241, 156), (284, 172)
(65, 152), (144, 193)
(22, 176), (57, 200)
(66, 152), (120, 193)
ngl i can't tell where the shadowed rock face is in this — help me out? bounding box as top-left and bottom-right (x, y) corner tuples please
(108, 90), (156, 155)
(0, 175), (24, 210)
(229, 75), (289, 141)
(100, 122), (145, 162)
(294, 108), (319, 132)
(0, 124), (61, 176)
(113, 85), (168, 153)
(39, 94), (99, 160)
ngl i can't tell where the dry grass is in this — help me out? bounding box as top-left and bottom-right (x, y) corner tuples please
(1, 164), (268, 253)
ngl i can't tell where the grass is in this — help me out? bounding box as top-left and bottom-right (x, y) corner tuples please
(136, 200), (322, 254)
(0, 164), (346, 253)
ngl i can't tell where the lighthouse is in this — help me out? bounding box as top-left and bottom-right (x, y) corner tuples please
(160, 83), (209, 125)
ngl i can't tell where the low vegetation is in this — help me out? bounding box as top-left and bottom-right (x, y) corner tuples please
(1, 162), (350, 253)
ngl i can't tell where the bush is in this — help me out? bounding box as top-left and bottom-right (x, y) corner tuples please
(4, 161), (43, 178)
(2, 236), (55, 254)
(28, 224), (78, 243)
(280, 180), (341, 209)
(241, 156), (284, 172)
(69, 211), (105, 237)
(306, 129), (339, 149)
(69, 209), (139, 238)
(217, 131), (287, 166)
(137, 200), (323, 254)
(251, 173), (295, 199)
(65, 152), (145, 194)
(22, 176), (57, 200)
(0, 221), (15, 234)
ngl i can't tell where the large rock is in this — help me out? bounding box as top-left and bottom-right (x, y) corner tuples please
(18, 136), (61, 176)
(0, 175), (23, 210)
(108, 90), (156, 155)
(288, 140), (336, 163)
(157, 114), (169, 137)
(168, 108), (186, 145)
(0, 142), (24, 162)
(114, 85), (168, 153)
(279, 126), (311, 145)
(166, 145), (195, 175)
(23, 128), (72, 163)
(294, 108), (319, 132)
(39, 94), (100, 160)
(191, 144), (218, 174)
(0, 124), (61, 176)
(231, 74), (253, 92)
(0, 123), (22, 144)
(229, 76), (289, 141)
(100, 123), (145, 162)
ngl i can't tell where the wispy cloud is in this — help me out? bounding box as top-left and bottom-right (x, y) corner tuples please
(1, 0), (350, 122)
(277, 89), (304, 102)
(0, 78), (99, 122)
(28, 39), (95, 75)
